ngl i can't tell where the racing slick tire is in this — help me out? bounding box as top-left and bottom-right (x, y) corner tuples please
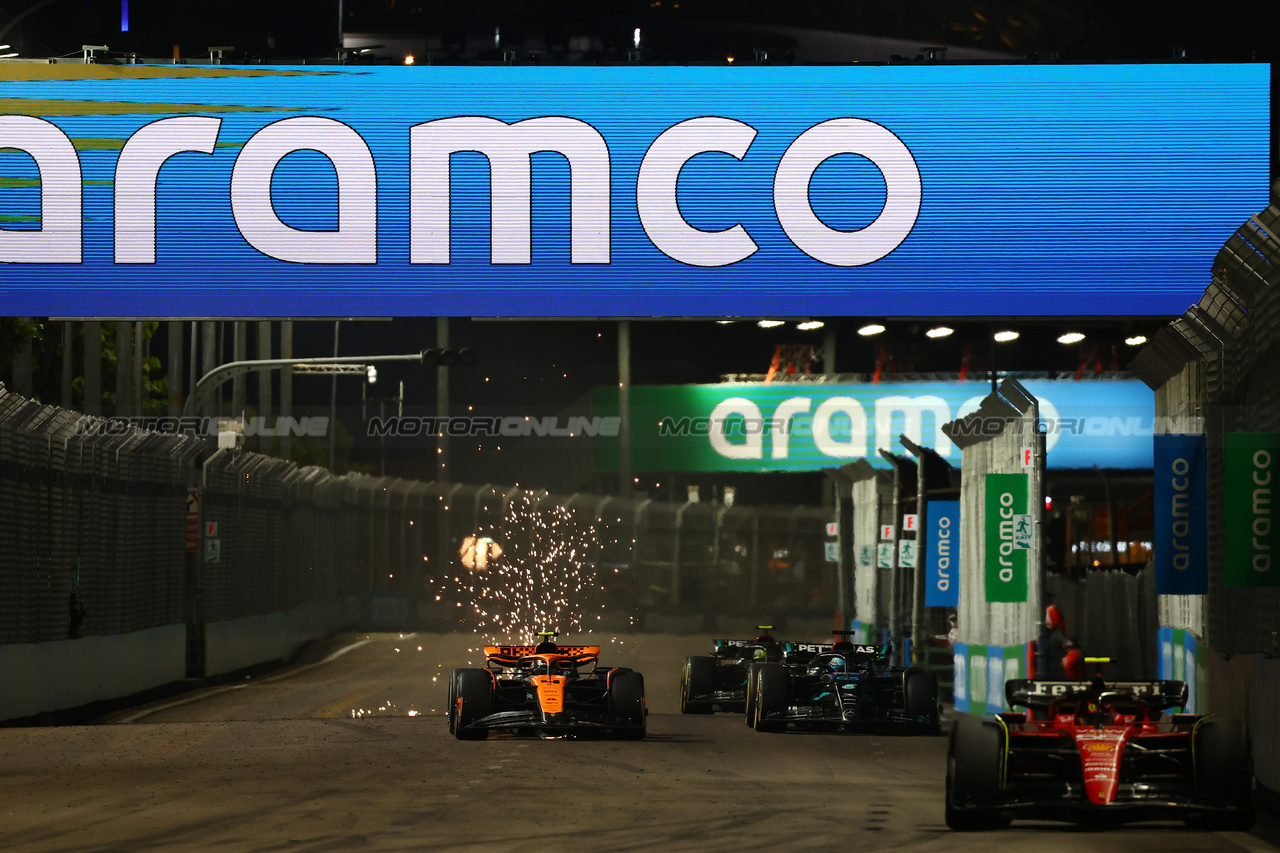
(946, 716), (1008, 830)
(680, 656), (717, 715)
(903, 667), (942, 735)
(610, 671), (647, 739)
(744, 664), (761, 727)
(752, 663), (790, 733)
(447, 671), (459, 735)
(452, 668), (493, 741)
(1194, 718), (1255, 831)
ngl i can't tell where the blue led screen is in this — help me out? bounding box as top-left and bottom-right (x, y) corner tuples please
(0, 63), (1269, 317)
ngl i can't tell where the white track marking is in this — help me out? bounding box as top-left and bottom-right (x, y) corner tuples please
(116, 637), (377, 723)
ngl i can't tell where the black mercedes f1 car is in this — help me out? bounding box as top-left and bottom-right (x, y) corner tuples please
(680, 626), (784, 714)
(745, 633), (940, 734)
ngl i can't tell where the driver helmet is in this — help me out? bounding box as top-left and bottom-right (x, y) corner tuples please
(752, 647), (769, 661)
(827, 656), (846, 672)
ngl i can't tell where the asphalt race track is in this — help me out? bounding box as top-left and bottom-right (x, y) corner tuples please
(1, 633), (1276, 852)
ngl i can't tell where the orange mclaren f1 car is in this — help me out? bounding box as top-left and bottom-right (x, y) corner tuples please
(448, 632), (647, 740)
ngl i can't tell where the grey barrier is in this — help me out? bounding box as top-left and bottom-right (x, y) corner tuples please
(942, 378), (1045, 652)
(1128, 193), (1280, 789)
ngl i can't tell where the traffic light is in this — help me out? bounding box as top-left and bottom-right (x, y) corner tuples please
(421, 347), (476, 366)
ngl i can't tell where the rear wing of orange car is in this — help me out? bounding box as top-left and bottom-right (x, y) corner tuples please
(483, 645), (602, 667)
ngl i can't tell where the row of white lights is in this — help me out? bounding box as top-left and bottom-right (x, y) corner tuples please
(865, 325), (1147, 346)
(738, 319), (1147, 347)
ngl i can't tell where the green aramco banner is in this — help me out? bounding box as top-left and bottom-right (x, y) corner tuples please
(1225, 432), (1280, 588)
(984, 473), (1029, 602)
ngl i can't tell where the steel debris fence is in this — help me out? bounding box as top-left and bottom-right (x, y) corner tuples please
(1, 386), (834, 645)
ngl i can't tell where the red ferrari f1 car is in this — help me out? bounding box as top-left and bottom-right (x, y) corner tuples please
(946, 671), (1254, 830)
(448, 632), (646, 740)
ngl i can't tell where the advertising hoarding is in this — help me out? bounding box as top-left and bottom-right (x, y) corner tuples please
(0, 63), (1268, 317)
(593, 379), (1155, 472)
(985, 473), (1029, 603)
(1152, 433), (1208, 595)
(925, 500), (961, 608)
(1224, 432), (1280, 588)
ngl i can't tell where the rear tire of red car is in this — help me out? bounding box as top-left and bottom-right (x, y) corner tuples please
(904, 667), (941, 735)
(611, 671), (646, 739)
(752, 663), (790, 733)
(1195, 718), (1255, 831)
(453, 668), (492, 740)
(680, 656), (717, 714)
(946, 716), (1007, 830)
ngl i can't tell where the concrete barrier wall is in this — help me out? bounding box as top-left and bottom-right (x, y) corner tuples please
(951, 383), (1043, 650)
(205, 599), (347, 677)
(1162, 629), (1280, 791)
(0, 623), (186, 722)
(851, 473), (886, 628)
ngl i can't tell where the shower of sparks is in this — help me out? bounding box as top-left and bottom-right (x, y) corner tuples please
(443, 490), (623, 642)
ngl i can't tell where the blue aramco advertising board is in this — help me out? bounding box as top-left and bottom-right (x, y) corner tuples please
(1153, 434), (1208, 595)
(0, 63), (1269, 317)
(924, 501), (961, 608)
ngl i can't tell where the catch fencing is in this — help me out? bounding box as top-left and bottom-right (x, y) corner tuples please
(0, 388), (201, 646)
(0, 385), (832, 653)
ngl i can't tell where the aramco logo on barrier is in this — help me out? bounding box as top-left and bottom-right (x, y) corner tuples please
(984, 473), (1029, 603)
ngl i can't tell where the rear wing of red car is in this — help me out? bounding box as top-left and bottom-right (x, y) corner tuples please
(1005, 678), (1189, 712)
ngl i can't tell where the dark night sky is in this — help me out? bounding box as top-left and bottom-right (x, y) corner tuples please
(8, 0), (1280, 62)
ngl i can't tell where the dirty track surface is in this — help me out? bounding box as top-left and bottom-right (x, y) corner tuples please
(0, 633), (1272, 852)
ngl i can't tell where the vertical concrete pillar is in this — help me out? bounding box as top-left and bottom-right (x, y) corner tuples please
(281, 321), (293, 461)
(257, 321), (272, 454)
(231, 321), (246, 417)
(83, 321), (101, 416)
(168, 321), (184, 416)
(133, 320), (144, 415)
(61, 321), (74, 407)
(115, 321), (133, 417)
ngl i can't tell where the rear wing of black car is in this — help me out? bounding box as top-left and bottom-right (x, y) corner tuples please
(782, 642), (890, 663)
(712, 638), (771, 654)
(1005, 679), (1189, 712)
